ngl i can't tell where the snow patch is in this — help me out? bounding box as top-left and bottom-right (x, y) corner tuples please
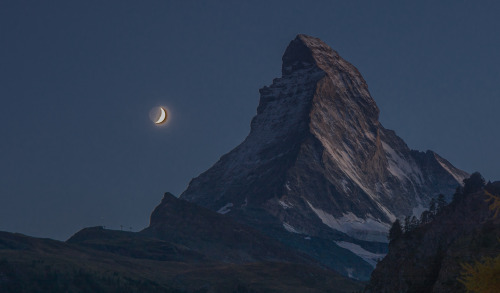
(318, 137), (378, 201)
(435, 155), (467, 185)
(307, 201), (390, 242)
(217, 203), (233, 214)
(382, 141), (424, 186)
(283, 222), (301, 234)
(335, 241), (386, 268)
(345, 268), (354, 278)
(375, 202), (396, 223)
(341, 179), (351, 193)
(279, 200), (293, 209)
(412, 204), (426, 218)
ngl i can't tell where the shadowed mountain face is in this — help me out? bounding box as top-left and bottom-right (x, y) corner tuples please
(365, 181), (500, 293)
(173, 34), (467, 244)
(143, 192), (314, 264)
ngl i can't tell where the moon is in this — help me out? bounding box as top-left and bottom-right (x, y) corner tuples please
(155, 107), (167, 124)
(150, 106), (169, 125)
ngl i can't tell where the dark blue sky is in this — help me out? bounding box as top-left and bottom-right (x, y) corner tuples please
(1, 1), (499, 240)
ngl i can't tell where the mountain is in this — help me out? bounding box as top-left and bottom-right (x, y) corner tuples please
(179, 34), (466, 241)
(0, 35), (475, 291)
(364, 179), (500, 293)
(148, 35), (468, 278)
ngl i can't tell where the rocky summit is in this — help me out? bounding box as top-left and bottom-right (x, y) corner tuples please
(152, 34), (468, 279)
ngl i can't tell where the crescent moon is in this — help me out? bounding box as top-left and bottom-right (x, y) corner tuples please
(155, 107), (167, 124)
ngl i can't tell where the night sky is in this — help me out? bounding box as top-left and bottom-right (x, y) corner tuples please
(1, 1), (499, 240)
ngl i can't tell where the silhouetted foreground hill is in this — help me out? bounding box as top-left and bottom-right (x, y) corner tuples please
(0, 196), (363, 293)
(365, 179), (500, 293)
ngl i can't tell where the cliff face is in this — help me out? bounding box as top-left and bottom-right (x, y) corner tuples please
(365, 181), (500, 293)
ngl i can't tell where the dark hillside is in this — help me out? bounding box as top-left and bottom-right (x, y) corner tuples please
(365, 177), (500, 293)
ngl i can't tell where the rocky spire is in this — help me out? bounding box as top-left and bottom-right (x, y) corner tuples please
(177, 33), (467, 235)
(282, 34), (340, 74)
(282, 34), (379, 121)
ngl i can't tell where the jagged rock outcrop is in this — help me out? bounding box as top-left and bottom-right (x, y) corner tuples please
(152, 34), (468, 279)
(364, 181), (500, 293)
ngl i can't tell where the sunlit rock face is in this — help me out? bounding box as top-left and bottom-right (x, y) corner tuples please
(152, 35), (468, 279)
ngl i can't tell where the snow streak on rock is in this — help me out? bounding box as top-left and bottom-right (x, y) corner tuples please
(335, 241), (386, 268)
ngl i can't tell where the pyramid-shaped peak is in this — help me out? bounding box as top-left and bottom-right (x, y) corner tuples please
(162, 34), (468, 279)
(294, 34), (339, 54)
(282, 34), (340, 75)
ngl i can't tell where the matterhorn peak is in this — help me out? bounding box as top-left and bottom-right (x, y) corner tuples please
(177, 34), (466, 236)
(153, 35), (468, 279)
(282, 34), (340, 75)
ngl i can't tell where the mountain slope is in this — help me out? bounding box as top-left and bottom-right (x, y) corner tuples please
(364, 180), (500, 293)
